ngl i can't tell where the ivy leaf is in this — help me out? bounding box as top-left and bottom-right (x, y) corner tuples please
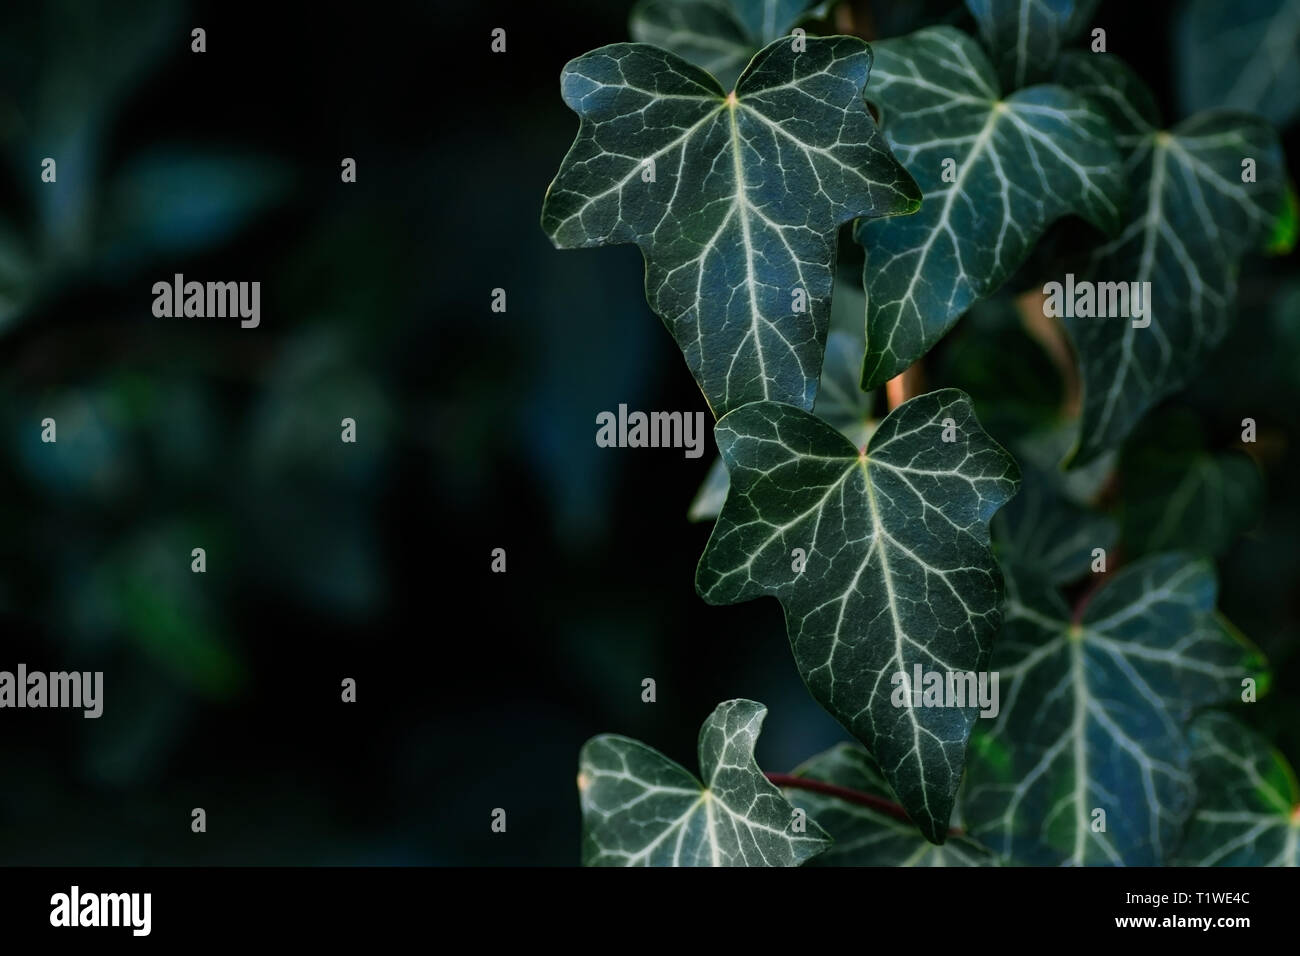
(854, 27), (1123, 390)
(786, 744), (999, 865)
(689, 327), (876, 522)
(993, 465), (1117, 585)
(1267, 184), (1299, 254)
(696, 389), (1020, 843)
(577, 699), (831, 866)
(1189, 279), (1300, 412)
(628, 1), (753, 92)
(964, 0), (1100, 90)
(928, 297), (1119, 505)
(930, 297), (1066, 444)
(1176, 712), (1300, 866)
(1176, 0), (1300, 130)
(1118, 411), (1263, 559)
(873, 0), (974, 40)
(1051, 52), (1160, 151)
(963, 554), (1268, 864)
(719, 0), (825, 42)
(809, 329), (877, 444)
(1013, 419), (1115, 505)
(629, 0), (823, 91)
(542, 37), (920, 418)
(1054, 54), (1287, 464)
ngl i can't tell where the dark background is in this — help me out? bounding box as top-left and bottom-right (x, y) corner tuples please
(0, 0), (1295, 865)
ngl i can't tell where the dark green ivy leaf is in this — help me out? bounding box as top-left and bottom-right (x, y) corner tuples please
(697, 389), (1020, 843)
(542, 37), (920, 418)
(1176, 711), (1300, 866)
(872, 0), (971, 41)
(689, 326), (875, 521)
(928, 297), (1121, 506)
(787, 744), (999, 864)
(1118, 411), (1263, 559)
(963, 555), (1268, 864)
(629, 0), (823, 91)
(1012, 419), (1116, 505)
(1189, 279), (1300, 413)
(930, 297), (1064, 445)
(854, 27), (1123, 390)
(1052, 51), (1160, 147)
(689, 270), (870, 524)
(964, 0), (1100, 91)
(1176, 0), (1300, 130)
(578, 699), (831, 865)
(1054, 53), (1287, 464)
(993, 465), (1117, 585)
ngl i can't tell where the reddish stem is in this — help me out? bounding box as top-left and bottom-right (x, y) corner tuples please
(1070, 569), (1110, 627)
(766, 772), (964, 836)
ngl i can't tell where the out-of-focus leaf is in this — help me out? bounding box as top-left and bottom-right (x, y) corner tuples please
(1176, 0), (1300, 130)
(964, 0), (1100, 90)
(1054, 54), (1287, 464)
(629, 0), (824, 90)
(100, 151), (290, 267)
(964, 555), (1267, 864)
(994, 466), (1117, 585)
(871, 0), (968, 40)
(242, 329), (390, 614)
(1012, 420), (1115, 504)
(66, 526), (244, 698)
(1176, 711), (1300, 866)
(786, 743), (998, 865)
(931, 297), (1062, 444)
(1118, 411), (1263, 559)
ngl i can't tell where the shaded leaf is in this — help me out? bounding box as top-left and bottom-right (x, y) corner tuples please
(578, 699), (830, 865)
(1176, 711), (1300, 866)
(930, 297), (1063, 444)
(964, 0), (1100, 90)
(1054, 54), (1287, 464)
(697, 389), (1020, 842)
(787, 743), (998, 864)
(811, 328), (876, 444)
(629, 0), (822, 91)
(100, 151), (290, 268)
(1118, 411), (1263, 559)
(1053, 51), (1160, 148)
(964, 555), (1267, 864)
(542, 37), (920, 417)
(68, 526), (244, 698)
(1189, 278), (1300, 413)
(994, 466), (1117, 585)
(927, 298), (1121, 505)
(872, 0), (971, 40)
(1012, 419), (1115, 504)
(1176, 0), (1300, 130)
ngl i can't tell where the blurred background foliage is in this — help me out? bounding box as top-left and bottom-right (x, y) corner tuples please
(0, 0), (1295, 864)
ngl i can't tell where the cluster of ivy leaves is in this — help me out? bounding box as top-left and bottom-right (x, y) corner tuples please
(543, 0), (1299, 865)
